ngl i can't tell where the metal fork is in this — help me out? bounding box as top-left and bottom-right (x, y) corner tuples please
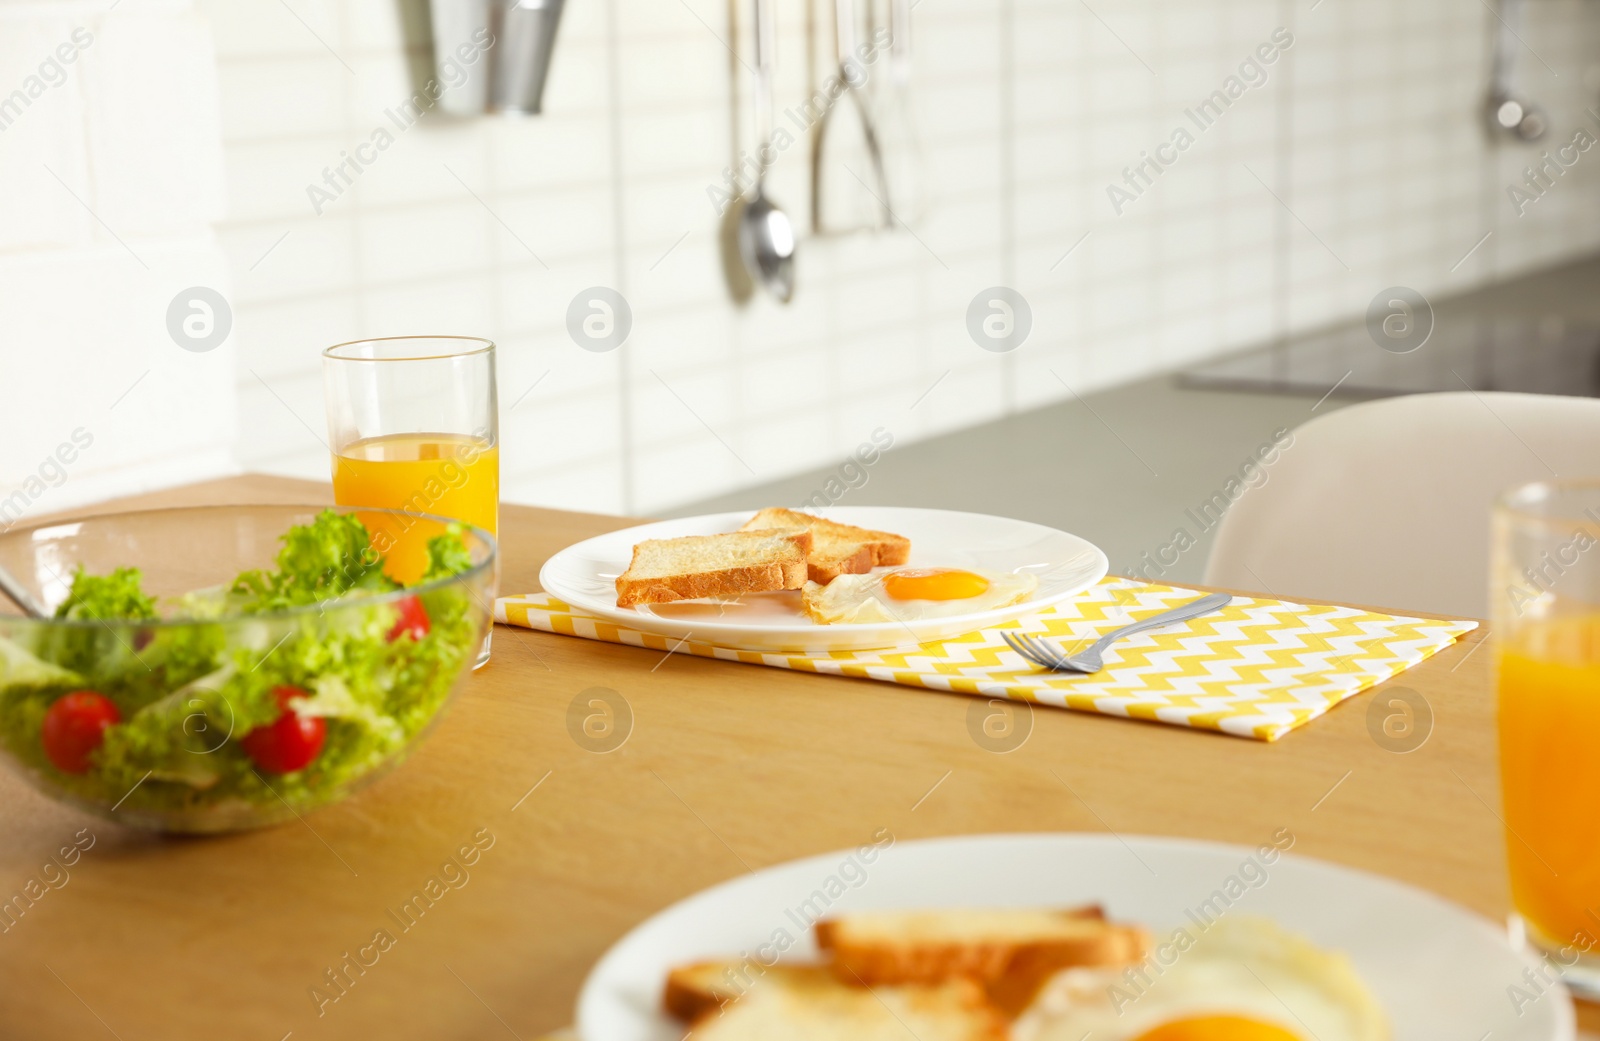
(1002, 592), (1233, 674)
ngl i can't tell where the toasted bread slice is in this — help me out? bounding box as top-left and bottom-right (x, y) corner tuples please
(615, 529), (813, 607)
(666, 961), (1006, 1041)
(816, 907), (1149, 1015)
(740, 508), (912, 584)
(663, 960), (804, 1021)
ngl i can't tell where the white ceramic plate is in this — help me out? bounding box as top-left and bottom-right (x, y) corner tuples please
(538, 507), (1109, 652)
(577, 833), (1572, 1041)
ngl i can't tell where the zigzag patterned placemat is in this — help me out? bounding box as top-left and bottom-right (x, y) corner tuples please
(496, 578), (1477, 741)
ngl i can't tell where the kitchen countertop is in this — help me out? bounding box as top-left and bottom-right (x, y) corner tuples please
(672, 253), (1600, 588)
(0, 474), (1592, 1037)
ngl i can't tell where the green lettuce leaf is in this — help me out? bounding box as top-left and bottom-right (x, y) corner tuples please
(0, 635), (85, 691)
(422, 524), (475, 583)
(232, 509), (399, 612)
(54, 566), (156, 622)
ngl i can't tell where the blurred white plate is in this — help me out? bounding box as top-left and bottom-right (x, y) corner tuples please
(538, 507), (1109, 652)
(577, 833), (1572, 1041)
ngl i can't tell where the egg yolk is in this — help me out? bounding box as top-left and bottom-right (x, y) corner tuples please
(1131, 1015), (1302, 1041)
(881, 568), (991, 601)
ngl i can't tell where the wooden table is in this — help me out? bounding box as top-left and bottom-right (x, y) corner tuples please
(0, 475), (1590, 1038)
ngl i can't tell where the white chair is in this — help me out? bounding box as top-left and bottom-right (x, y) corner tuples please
(1203, 392), (1600, 618)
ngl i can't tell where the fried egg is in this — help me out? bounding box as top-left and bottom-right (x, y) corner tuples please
(801, 567), (1039, 624)
(1014, 917), (1388, 1041)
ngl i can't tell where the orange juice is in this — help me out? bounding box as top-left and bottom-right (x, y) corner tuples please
(332, 433), (498, 584)
(1498, 616), (1600, 948)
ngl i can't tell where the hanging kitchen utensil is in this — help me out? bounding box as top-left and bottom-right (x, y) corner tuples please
(1484, 0), (1545, 141)
(737, 0), (798, 302)
(810, 0), (893, 235)
(431, 0), (566, 117)
(718, 0), (756, 304)
(492, 0), (565, 114)
(872, 0), (928, 227)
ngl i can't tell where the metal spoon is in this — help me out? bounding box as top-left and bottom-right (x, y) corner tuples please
(737, 0), (796, 302)
(0, 564), (49, 619)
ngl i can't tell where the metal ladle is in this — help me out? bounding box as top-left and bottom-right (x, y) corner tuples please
(737, 0), (797, 303)
(1485, 0), (1545, 142)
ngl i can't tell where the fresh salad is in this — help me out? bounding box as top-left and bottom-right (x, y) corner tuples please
(0, 510), (483, 827)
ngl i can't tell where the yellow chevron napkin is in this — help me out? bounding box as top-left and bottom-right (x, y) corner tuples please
(495, 577), (1477, 741)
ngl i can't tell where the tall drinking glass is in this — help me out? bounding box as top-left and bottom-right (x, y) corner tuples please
(323, 336), (499, 666)
(1494, 479), (1600, 995)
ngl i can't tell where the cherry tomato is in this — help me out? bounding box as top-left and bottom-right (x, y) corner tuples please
(240, 685), (326, 774)
(41, 691), (121, 774)
(386, 595), (430, 643)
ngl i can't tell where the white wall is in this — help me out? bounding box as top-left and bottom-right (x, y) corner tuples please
(0, 0), (236, 529)
(5, 0), (1600, 522)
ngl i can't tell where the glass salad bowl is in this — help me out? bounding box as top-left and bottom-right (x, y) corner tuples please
(0, 504), (496, 834)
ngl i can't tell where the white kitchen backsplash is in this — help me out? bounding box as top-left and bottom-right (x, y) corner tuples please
(0, 0), (235, 529)
(3, 0), (1600, 523)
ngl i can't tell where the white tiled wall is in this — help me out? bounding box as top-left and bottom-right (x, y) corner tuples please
(0, 0), (235, 527)
(6, 0), (1600, 522)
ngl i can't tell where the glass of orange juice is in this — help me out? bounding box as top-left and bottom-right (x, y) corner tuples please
(322, 336), (499, 666)
(1494, 478), (1600, 996)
